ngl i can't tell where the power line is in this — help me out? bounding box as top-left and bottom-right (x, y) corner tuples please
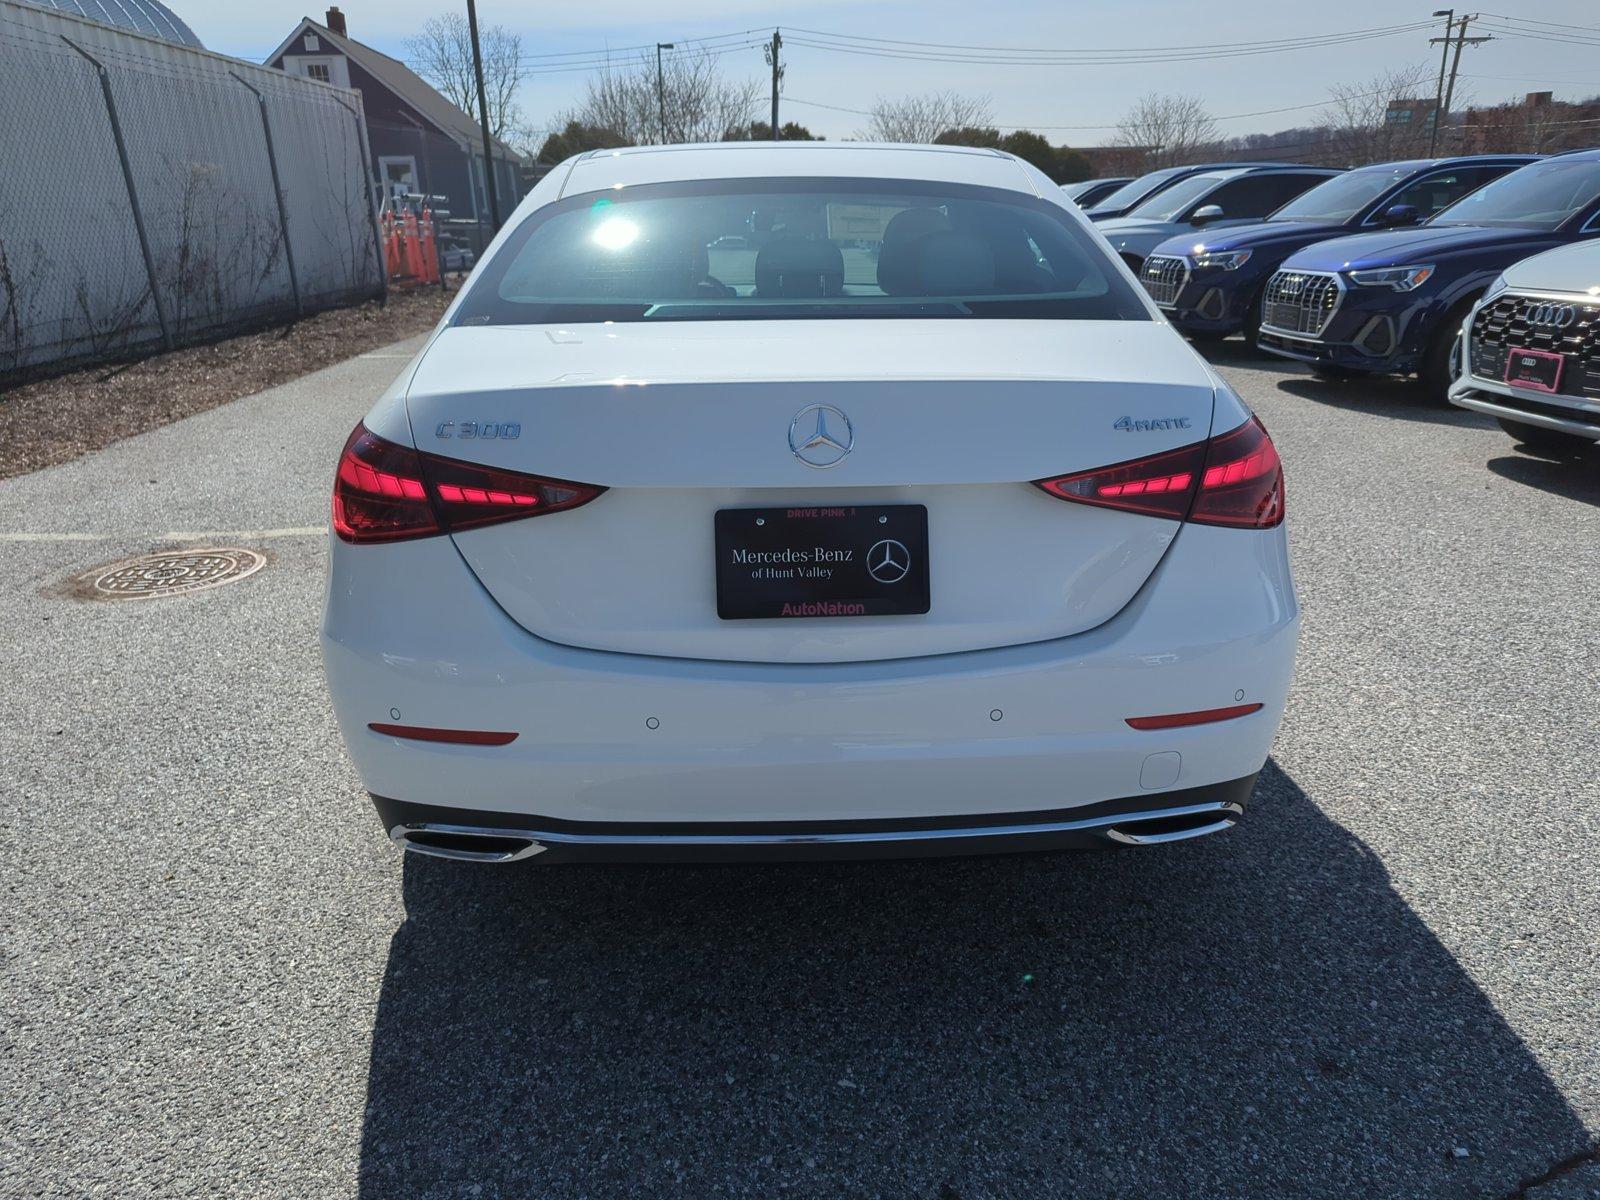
(397, 30), (771, 79)
(511, 28), (766, 61)
(786, 84), (1416, 133)
(779, 23), (1436, 67)
(488, 19), (1440, 77)
(1470, 21), (1600, 50)
(507, 39), (769, 79)
(1477, 14), (1600, 36)
(783, 22), (1436, 57)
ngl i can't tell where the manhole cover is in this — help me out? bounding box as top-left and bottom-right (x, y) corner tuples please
(74, 547), (266, 600)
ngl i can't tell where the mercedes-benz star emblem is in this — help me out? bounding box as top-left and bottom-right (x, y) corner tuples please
(866, 538), (910, 584)
(788, 404), (854, 468)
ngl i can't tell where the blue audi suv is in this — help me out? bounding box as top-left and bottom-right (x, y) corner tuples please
(1256, 150), (1600, 400)
(1139, 155), (1537, 344)
(1098, 165), (1340, 272)
(1082, 162), (1290, 221)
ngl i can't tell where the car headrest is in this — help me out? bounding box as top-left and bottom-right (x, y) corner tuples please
(913, 231), (996, 294)
(754, 237), (845, 298)
(876, 207), (950, 295)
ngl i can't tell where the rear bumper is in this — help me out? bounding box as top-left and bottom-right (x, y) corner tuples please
(374, 774), (1257, 863)
(322, 521), (1298, 831)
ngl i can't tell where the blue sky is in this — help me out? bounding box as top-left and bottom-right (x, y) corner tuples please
(190, 1), (1600, 146)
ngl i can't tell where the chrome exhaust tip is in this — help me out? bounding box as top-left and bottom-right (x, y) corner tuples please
(389, 823), (546, 863)
(1100, 802), (1243, 846)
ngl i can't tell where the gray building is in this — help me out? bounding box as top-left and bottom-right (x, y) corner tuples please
(0, 0), (384, 379)
(21, 0), (201, 47)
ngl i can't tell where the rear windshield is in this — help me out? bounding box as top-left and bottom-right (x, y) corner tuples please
(1429, 159), (1600, 230)
(1086, 167), (1184, 214)
(1125, 173), (1229, 222)
(452, 177), (1151, 326)
(1271, 168), (1407, 222)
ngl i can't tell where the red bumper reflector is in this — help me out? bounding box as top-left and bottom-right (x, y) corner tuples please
(1125, 703), (1263, 731)
(367, 722), (519, 746)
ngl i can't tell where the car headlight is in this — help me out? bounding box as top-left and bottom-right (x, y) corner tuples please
(1347, 264), (1436, 291)
(1190, 249), (1252, 271)
(1479, 273), (1509, 305)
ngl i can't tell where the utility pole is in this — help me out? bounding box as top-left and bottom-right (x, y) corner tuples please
(1430, 13), (1492, 153)
(766, 29), (782, 140)
(1428, 9), (1453, 156)
(656, 43), (674, 144)
(465, 0), (500, 232)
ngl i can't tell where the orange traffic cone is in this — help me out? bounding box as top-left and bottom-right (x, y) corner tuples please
(402, 210), (423, 280)
(381, 211), (396, 277)
(419, 207), (439, 284)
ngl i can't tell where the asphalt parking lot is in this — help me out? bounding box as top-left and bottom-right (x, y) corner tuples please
(2, 338), (1598, 1199)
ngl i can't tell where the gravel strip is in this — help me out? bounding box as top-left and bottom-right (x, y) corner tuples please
(0, 285), (451, 480)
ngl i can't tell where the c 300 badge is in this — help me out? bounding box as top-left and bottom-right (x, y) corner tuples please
(1113, 416), (1192, 432)
(435, 421), (520, 440)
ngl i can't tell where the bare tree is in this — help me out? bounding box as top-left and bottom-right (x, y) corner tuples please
(406, 13), (522, 140)
(562, 48), (761, 145)
(860, 92), (993, 143)
(1113, 94), (1218, 169)
(1321, 65), (1436, 165)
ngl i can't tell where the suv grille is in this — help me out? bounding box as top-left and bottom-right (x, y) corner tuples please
(1469, 293), (1600, 399)
(1262, 270), (1342, 337)
(1140, 255), (1188, 308)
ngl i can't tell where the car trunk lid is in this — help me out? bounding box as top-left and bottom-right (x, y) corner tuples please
(404, 320), (1218, 663)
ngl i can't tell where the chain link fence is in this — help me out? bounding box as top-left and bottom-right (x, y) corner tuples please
(0, 2), (384, 383)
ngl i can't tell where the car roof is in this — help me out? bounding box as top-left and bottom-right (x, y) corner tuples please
(1188, 164), (1339, 183)
(559, 141), (1038, 196)
(1353, 154), (1542, 173)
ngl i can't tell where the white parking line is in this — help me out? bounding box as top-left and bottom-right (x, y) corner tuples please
(0, 526), (324, 543)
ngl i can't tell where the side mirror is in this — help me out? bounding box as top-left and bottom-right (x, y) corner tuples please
(1380, 203), (1421, 227)
(1190, 204), (1225, 227)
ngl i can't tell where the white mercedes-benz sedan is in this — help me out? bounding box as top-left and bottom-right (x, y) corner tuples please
(321, 142), (1299, 864)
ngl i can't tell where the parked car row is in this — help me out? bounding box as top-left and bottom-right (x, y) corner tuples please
(1099, 165), (1345, 270)
(1098, 150), (1600, 446)
(1060, 176), (1132, 209)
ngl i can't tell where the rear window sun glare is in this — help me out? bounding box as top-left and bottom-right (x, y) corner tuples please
(451, 177), (1153, 327)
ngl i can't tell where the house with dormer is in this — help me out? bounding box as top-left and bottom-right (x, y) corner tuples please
(265, 7), (523, 249)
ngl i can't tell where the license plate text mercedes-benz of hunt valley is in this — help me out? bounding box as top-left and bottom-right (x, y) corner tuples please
(714, 504), (931, 620)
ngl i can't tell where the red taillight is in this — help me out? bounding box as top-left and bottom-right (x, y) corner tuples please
(333, 426), (439, 543)
(1035, 441), (1206, 521)
(1125, 703), (1263, 730)
(1033, 416), (1284, 529)
(1191, 417), (1284, 529)
(333, 423), (604, 544)
(418, 449), (603, 533)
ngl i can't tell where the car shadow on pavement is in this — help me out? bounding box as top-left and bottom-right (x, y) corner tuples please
(1272, 376), (1488, 429)
(1189, 338), (1271, 370)
(1487, 449), (1600, 508)
(356, 761), (1591, 1199)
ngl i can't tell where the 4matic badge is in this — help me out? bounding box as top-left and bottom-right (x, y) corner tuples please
(1114, 416), (1193, 432)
